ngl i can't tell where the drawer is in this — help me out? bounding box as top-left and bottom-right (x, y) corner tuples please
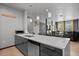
(40, 44), (62, 56)
(15, 35), (28, 45)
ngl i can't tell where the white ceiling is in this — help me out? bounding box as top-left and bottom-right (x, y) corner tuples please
(2, 3), (58, 17)
(2, 3), (79, 21)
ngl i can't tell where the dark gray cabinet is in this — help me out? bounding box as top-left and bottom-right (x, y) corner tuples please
(15, 35), (40, 56)
(40, 44), (62, 56)
(28, 40), (40, 56)
(15, 35), (28, 55)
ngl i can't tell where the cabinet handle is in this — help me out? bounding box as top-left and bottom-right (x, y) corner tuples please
(41, 46), (56, 51)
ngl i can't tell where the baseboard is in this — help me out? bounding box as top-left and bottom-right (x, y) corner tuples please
(0, 45), (16, 50)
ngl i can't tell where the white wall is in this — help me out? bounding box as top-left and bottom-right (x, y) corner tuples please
(0, 5), (24, 48)
(24, 10), (28, 33)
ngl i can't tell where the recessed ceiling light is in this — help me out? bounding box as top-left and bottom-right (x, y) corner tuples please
(46, 9), (48, 12)
(48, 12), (52, 17)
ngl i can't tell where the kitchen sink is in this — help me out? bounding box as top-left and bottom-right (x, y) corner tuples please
(24, 35), (34, 37)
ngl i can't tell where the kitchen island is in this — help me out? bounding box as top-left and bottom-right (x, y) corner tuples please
(15, 34), (70, 56)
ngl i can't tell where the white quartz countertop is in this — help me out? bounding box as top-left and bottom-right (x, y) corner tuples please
(15, 34), (70, 50)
